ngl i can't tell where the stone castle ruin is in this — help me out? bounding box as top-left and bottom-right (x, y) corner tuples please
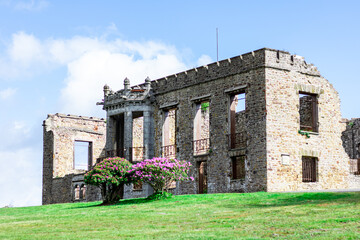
(42, 48), (360, 204)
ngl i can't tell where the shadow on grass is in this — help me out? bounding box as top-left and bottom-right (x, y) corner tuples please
(230, 192), (360, 209)
(67, 198), (152, 209)
(67, 195), (176, 209)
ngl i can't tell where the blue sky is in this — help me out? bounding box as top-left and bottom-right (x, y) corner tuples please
(0, 0), (359, 207)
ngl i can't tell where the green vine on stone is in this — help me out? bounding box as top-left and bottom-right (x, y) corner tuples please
(298, 130), (310, 138)
(201, 102), (209, 111)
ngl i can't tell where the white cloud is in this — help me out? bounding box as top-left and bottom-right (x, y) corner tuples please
(0, 88), (16, 99)
(8, 32), (44, 64)
(197, 54), (212, 66)
(0, 147), (42, 208)
(59, 46), (188, 116)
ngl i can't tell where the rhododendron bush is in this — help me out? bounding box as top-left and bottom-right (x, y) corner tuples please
(84, 157), (132, 204)
(85, 157), (193, 204)
(128, 157), (194, 193)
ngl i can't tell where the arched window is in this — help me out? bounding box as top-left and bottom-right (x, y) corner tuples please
(80, 184), (86, 200)
(74, 185), (80, 200)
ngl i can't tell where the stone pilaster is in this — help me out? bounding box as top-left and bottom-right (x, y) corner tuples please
(143, 111), (153, 159)
(124, 111), (133, 161)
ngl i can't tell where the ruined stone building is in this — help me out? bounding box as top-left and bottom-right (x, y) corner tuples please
(42, 114), (105, 204)
(43, 48), (360, 204)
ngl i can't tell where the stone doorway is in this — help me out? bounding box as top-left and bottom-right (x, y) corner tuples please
(198, 161), (207, 194)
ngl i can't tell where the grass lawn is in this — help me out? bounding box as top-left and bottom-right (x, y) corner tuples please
(0, 191), (359, 239)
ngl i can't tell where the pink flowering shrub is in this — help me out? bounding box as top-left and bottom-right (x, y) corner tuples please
(84, 157), (132, 204)
(128, 157), (194, 193)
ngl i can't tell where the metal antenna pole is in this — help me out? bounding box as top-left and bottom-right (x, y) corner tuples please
(216, 28), (219, 62)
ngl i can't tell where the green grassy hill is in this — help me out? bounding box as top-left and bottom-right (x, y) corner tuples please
(0, 192), (359, 239)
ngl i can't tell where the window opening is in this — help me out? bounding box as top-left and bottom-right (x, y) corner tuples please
(162, 108), (176, 158)
(80, 184), (86, 200)
(133, 181), (143, 191)
(165, 180), (176, 191)
(302, 156), (317, 182)
(114, 114), (125, 158)
(229, 91), (246, 149)
(74, 185), (80, 200)
(198, 161), (207, 194)
(299, 93), (318, 132)
(193, 101), (210, 155)
(350, 159), (360, 175)
(232, 156), (246, 179)
(74, 141), (92, 170)
(132, 112), (144, 162)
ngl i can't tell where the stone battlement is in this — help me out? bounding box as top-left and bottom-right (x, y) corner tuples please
(149, 48), (321, 94)
(47, 113), (105, 122)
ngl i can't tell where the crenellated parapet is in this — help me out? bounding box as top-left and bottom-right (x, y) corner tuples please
(264, 49), (320, 76)
(150, 48), (321, 94)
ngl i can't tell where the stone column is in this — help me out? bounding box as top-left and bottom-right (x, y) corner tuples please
(105, 116), (116, 155)
(144, 110), (154, 196)
(124, 111), (133, 161)
(143, 110), (153, 159)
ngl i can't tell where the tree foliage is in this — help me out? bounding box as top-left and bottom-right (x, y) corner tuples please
(128, 157), (193, 193)
(84, 157), (132, 204)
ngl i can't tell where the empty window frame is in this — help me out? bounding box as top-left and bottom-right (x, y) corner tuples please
(165, 180), (177, 190)
(193, 101), (210, 155)
(231, 155), (246, 179)
(74, 141), (93, 170)
(302, 156), (317, 182)
(162, 108), (177, 158)
(132, 112), (144, 162)
(133, 181), (143, 191)
(299, 92), (318, 132)
(229, 91), (246, 149)
(350, 159), (360, 175)
(80, 184), (86, 200)
(231, 92), (246, 113)
(74, 185), (80, 200)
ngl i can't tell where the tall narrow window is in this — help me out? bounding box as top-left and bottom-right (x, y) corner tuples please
(198, 161), (207, 194)
(74, 185), (80, 200)
(299, 93), (318, 132)
(193, 101), (210, 155)
(80, 184), (86, 200)
(74, 141), (92, 170)
(229, 91), (246, 149)
(302, 157), (317, 182)
(132, 112), (144, 162)
(114, 114), (125, 158)
(162, 108), (176, 158)
(350, 159), (360, 175)
(231, 155), (246, 179)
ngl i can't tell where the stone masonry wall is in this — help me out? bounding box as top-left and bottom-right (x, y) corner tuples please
(264, 50), (353, 191)
(342, 118), (360, 188)
(342, 118), (360, 159)
(152, 49), (268, 194)
(42, 113), (106, 204)
(150, 48), (357, 194)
